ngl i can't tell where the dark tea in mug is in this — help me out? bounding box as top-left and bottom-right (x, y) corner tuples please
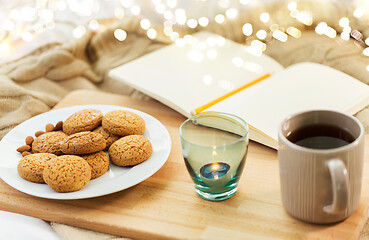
(286, 124), (355, 149)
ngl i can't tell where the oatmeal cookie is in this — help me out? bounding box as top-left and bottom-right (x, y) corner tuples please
(63, 109), (103, 135)
(17, 153), (57, 183)
(60, 131), (106, 155)
(81, 151), (110, 179)
(102, 110), (145, 136)
(93, 126), (120, 151)
(43, 155), (91, 192)
(109, 135), (152, 166)
(32, 131), (68, 155)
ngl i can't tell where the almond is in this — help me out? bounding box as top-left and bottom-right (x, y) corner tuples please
(54, 121), (63, 131)
(45, 123), (54, 132)
(17, 145), (31, 153)
(25, 136), (34, 146)
(21, 151), (32, 157)
(35, 131), (45, 137)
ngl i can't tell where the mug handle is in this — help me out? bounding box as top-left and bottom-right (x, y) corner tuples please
(323, 159), (348, 214)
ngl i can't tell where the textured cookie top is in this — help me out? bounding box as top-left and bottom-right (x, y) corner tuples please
(17, 153), (57, 183)
(60, 131), (106, 155)
(109, 135), (153, 166)
(81, 151), (110, 179)
(43, 155), (91, 193)
(63, 109), (103, 135)
(102, 110), (145, 136)
(32, 131), (68, 155)
(93, 126), (120, 150)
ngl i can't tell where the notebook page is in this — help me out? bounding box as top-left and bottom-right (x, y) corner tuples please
(206, 62), (369, 142)
(108, 31), (284, 117)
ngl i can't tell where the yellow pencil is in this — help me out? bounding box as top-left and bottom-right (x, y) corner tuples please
(191, 73), (271, 115)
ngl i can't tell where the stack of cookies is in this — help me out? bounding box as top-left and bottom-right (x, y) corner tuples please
(17, 108), (153, 193)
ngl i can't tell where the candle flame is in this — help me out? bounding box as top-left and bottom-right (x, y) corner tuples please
(212, 164), (219, 171)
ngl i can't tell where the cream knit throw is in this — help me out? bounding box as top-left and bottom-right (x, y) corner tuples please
(1, 1), (369, 239)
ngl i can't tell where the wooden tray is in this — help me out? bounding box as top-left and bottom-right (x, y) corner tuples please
(0, 89), (368, 240)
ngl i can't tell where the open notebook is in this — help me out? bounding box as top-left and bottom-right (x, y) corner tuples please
(108, 31), (369, 149)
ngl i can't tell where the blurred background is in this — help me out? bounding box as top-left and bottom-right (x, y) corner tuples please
(1, 0), (369, 63)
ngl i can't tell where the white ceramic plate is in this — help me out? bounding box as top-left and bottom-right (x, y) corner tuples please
(0, 105), (172, 200)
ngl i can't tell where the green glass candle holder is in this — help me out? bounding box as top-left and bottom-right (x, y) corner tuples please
(180, 112), (249, 201)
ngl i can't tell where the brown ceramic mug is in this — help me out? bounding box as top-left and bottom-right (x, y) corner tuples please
(278, 110), (365, 224)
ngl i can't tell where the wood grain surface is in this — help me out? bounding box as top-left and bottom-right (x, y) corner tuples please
(0, 89), (368, 240)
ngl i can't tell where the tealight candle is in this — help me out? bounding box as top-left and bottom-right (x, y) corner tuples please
(200, 162), (231, 188)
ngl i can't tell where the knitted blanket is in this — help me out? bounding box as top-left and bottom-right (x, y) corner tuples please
(1, 1), (369, 239)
